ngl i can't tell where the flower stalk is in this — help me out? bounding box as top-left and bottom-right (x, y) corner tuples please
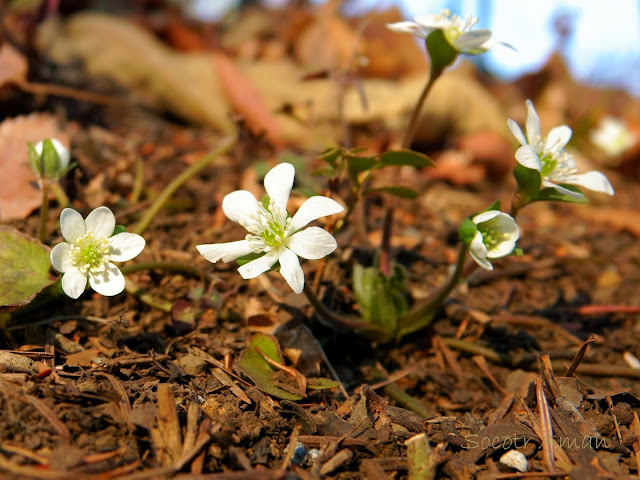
(396, 244), (468, 337)
(133, 135), (236, 236)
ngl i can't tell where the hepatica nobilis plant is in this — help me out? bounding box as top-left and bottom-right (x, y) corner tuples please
(0, 9), (616, 347)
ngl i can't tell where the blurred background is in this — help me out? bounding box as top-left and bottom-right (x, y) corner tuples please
(185, 0), (640, 98)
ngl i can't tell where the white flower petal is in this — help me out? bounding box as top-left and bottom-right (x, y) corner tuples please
(508, 119), (527, 146)
(414, 14), (451, 29)
(61, 267), (87, 299)
(60, 208), (85, 243)
(50, 242), (72, 273)
(515, 145), (542, 171)
(279, 247), (305, 294)
(89, 263), (125, 296)
(468, 231), (492, 271)
(491, 214), (520, 240)
(238, 249), (280, 279)
(222, 190), (258, 224)
(545, 126), (572, 154)
(386, 21), (428, 37)
(454, 30), (491, 51)
(487, 239), (517, 259)
(559, 171), (615, 196)
(196, 240), (254, 263)
(287, 227), (337, 260)
(85, 206), (116, 238)
(472, 210), (501, 225)
(288, 196), (344, 233)
(108, 233), (146, 262)
(542, 180), (585, 199)
(524, 99), (540, 143)
(264, 163), (295, 210)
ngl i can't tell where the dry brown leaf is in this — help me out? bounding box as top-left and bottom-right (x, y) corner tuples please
(0, 113), (70, 221)
(574, 207), (640, 236)
(212, 52), (283, 147)
(295, 14), (360, 72)
(360, 7), (428, 78)
(0, 43), (28, 88)
(39, 13), (234, 134)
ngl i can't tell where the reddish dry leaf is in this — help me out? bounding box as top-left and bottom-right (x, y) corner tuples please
(212, 52), (283, 148)
(0, 113), (70, 221)
(295, 13), (361, 72)
(0, 43), (28, 88)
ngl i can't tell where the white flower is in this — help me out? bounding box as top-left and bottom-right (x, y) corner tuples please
(387, 9), (493, 55)
(196, 163), (343, 294)
(51, 207), (145, 299)
(590, 116), (637, 157)
(508, 100), (614, 198)
(468, 211), (519, 271)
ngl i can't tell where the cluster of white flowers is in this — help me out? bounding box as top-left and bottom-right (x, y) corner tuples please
(47, 10), (619, 298)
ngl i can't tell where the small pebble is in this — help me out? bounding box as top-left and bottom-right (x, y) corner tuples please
(500, 450), (528, 472)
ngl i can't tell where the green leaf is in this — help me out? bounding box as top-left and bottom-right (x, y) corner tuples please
(112, 225), (127, 236)
(236, 252), (265, 267)
(536, 186), (589, 204)
(513, 164), (541, 201)
(378, 150), (433, 168)
(0, 227), (55, 313)
(425, 29), (459, 71)
(364, 185), (418, 199)
(458, 217), (478, 247)
(369, 281), (399, 333)
(238, 333), (304, 400)
(40, 139), (62, 179)
(345, 154), (378, 185)
(307, 377), (340, 390)
(27, 142), (41, 178)
(319, 147), (343, 169)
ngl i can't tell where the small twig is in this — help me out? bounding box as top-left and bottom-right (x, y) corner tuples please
(536, 378), (556, 473)
(17, 79), (128, 106)
(280, 425), (302, 470)
(382, 382), (436, 419)
(564, 334), (598, 377)
(440, 337), (506, 364)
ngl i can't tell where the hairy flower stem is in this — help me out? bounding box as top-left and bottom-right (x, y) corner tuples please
(50, 182), (70, 208)
(120, 262), (207, 281)
(133, 135), (236, 236)
(38, 181), (49, 243)
(124, 278), (172, 312)
(397, 244), (467, 335)
(379, 66), (444, 275)
(303, 283), (368, 331)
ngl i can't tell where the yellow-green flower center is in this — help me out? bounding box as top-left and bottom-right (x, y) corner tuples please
(478, 222), (509, 252)
(539, 153), (557, 177)
(69, 231), (111, 274)
(242, 198), (291, 253)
